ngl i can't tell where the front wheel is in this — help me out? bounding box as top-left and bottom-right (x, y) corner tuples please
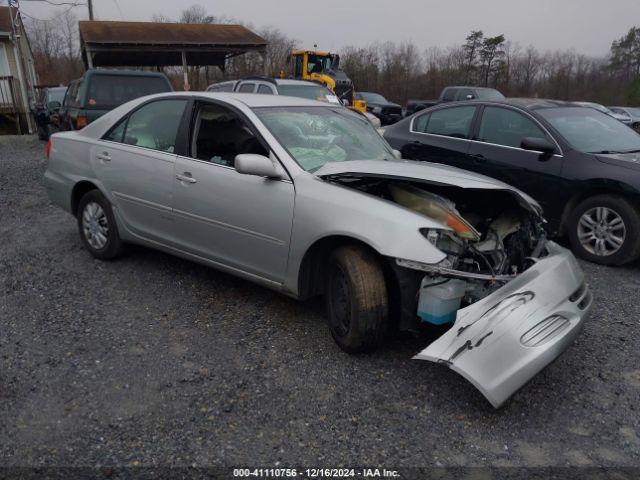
(567, 194), (640, 265)
(77, 190), (124, 260)
(325, 246), (389, 353)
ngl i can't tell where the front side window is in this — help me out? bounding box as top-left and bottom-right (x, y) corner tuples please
(237, 83), (255, 93)
(255, 106), (395, 172)
(539, 107), (640, 154)
(424, 106), (476, 139)
(478, 106), (547, 148)
(191, 103), (267, 167)
(119, 99), (187, 152)
(456, 88), (474, 101)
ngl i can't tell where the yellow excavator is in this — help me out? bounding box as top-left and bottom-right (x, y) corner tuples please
(285, 49), (367, 113)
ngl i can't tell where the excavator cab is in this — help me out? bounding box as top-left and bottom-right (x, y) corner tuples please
(287, 50), (366, 113)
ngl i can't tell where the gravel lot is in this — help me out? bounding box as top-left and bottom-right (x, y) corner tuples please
(1, 135), (639, 469)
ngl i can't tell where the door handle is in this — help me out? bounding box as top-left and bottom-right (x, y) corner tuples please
(96, 152), (111, 162)
(176, 172), (197, 184)
(471, 153), (486, 163)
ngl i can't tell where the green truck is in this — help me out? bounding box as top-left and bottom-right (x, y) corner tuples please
(58, 69), (173, 131)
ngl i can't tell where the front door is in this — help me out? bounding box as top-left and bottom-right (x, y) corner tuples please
(402, 105), (476, 170)
(467, 106), (565, 223)
(171, 101), (295, 283)
(93, 98), (188, 244)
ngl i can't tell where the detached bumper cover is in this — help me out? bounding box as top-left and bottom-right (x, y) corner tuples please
(414, 242), (592, 408)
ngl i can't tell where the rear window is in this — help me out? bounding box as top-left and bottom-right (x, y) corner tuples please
(278, 84), (334, 101)
(85, 75), (170, 108)
(475, 89), (506, 101)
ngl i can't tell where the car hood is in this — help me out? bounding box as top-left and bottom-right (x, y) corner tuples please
(597, 152), (640, 172)
(315, 159), (542, 215)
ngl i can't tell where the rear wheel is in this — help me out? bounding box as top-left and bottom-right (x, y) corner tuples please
(77, 190), (124, 260)
(568, 194), (640, 265)
(325, 246), (389, 353)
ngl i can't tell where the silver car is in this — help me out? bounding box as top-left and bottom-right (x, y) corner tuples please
(44, 92), (592, 408)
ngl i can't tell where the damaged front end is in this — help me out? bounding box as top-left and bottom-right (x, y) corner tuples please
(319, 162), (592, 408)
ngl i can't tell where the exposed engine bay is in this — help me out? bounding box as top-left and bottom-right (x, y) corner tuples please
(327, 176), (548, 307)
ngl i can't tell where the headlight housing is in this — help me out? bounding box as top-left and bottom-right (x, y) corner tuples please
(420, 228), (465, 256)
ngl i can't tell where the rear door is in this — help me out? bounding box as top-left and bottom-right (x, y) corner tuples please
(170, 100), (294, 282)
(467, 105), (564, 219)
(401, 105), (477, 170)
(93, 98), (188, 244)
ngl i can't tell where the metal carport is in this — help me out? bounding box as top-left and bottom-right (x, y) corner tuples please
(79, 20), (268, 90)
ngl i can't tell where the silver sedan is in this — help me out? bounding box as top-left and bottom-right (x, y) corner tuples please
(44, 92), (592, 408)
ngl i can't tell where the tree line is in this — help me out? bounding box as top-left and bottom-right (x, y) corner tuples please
(25, 4), (640, 107)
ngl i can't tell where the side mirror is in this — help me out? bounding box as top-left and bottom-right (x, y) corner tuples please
(235, 154), (282, 179)
(48, 100), (61, 110)
(465, 94), (475, 100)
(392, 149), (402, 159)
(521, 136), (556, 155)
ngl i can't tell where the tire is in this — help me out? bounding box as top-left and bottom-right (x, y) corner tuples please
(76, 189), (124, 260)
(37, 125), (47, 141)
(324, 245), (389, 353)
(567, 194), (640, 266)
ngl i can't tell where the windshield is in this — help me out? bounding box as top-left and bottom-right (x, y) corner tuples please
(626, 107), (640, 116)
(47, 88), (66, 104)
(539, 107), (640, 153)
(476, 89), (506, 100)
(306, 54), (333, 74)
(358, 92), (388, 103)
(278, 84), (336, 102)
(255, 106), (395, 172)
(86, 75), (170, 108)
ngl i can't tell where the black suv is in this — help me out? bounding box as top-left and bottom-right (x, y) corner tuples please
(384, 98), (640, 265)
(58, 69), (173, 131)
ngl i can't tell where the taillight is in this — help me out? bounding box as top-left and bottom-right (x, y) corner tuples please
(45, 138), (52, 159)
(76, 115), (88, 129)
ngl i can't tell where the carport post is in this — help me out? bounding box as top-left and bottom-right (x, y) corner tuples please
(260, 50), (268, 76)
(182, 50), (189, 91)
(86, 48), (94, 69)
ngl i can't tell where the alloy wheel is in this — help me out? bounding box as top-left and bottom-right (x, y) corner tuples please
(577, 206), (626, 257)
(82, 201), (109, 250)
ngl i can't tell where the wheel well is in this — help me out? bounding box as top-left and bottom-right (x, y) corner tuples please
(70, 181), (98, 216)
(559, 186), (640, 237)
(297, 236), (390, 301)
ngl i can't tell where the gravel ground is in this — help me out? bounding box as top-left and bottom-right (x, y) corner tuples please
(1, 135), (639, 469)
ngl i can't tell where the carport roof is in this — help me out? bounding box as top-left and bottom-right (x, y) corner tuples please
(79, 20), (268, 68)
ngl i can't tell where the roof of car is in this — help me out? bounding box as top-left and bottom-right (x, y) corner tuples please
(450, 98), (579, 110)
(159, 91), (329, 108)
(82, 68), (169, 78)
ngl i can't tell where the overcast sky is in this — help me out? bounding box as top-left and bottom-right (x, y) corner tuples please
(22, 0), (640, 56)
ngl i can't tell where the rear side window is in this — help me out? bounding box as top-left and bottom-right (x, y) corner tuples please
(85, 75), (170, 108)
(113, 99), (187, 153)
(413, 112), (430, 133)
(478, 107), (547, 148)
(237, 83), (255, 93)
(423, 106), (476, 139)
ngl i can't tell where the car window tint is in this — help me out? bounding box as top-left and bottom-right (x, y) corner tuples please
(442, 88), (456, 101)
(425, 106), (476, 139)
(478, 107), (547, 148)
(191, 102), (267, 167)
(257, 84), (274, 94)
(122, 99), (187, 153)
(413, 112), (430, 133)
(104, 117), (127, 143)
(237, 83), (255, 93)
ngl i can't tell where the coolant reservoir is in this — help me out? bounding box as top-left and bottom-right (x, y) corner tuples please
(418, 278), (466, 325)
